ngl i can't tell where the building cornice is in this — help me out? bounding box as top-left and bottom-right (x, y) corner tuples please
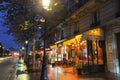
(64, 0), (110, 25)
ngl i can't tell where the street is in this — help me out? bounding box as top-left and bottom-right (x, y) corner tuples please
(0, 57), (120, 80)
(0, 0), (120, 80)
(0, 56), (17, 80)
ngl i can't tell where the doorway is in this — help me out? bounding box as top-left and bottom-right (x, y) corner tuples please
(116, 32), (120, 68)
(81, 40), (105, 73)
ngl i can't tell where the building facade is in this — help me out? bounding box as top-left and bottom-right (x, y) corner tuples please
(46, 0), (120, 74)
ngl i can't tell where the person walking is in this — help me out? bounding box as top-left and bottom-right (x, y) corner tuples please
(35, 53), (40, 69)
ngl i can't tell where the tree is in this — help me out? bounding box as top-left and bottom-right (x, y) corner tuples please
(0, 42), (4, 57)
(0, 0), (68, 46)
(0, 1), (33, 45)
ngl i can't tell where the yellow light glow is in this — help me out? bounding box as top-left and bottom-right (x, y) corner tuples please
(40, 17), (45, 22)
(42, 0), (50, 9)
(71, 43), (74, 46)
(50, 45), (57, 49)
(63, 38), (75, 46)
(54, 2), (58, 6)
(47, 7), (52, 11)
(87, 28), (102, 36)
(75, 34), (82, 39)
(25, 40), (28, 44)
(63, 34), (83, 46)
(22, 47), (25, 50)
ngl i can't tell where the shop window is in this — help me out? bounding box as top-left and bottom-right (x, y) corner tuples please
(71, 49), (76, 58)
(58, 54), (62, 61)
(92, 40), (103, 65)
(79, 40), (104, 66)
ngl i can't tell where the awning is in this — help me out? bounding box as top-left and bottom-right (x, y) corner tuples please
(63, 34), (82, 46)
(83, 28), (104, 40)
(50, 45), (57, 49)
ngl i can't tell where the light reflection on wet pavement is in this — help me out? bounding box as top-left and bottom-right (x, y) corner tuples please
(28, 65), (106, 80)
(16, 63), (119, 80)
(47, 66), (105, 80)
(1, 57), (119, 80)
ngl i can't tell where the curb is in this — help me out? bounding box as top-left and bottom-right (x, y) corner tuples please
(0, 57), (12, 63)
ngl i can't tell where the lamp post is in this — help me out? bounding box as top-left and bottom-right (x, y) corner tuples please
(41, 19), (48, 80)
(22, 46), (25, 50)
(25, 40), (28, 57)
(40, 0), (50, 80)
(21, 46), (25, 59)
(25, 40), (28, 64)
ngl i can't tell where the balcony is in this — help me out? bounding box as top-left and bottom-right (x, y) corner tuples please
(65, 0), (109, 24)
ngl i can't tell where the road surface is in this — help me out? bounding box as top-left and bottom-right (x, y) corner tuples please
(0, 57), (17, 80)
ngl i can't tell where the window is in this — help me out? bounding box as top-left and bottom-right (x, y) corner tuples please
(91, 11), (100, 27)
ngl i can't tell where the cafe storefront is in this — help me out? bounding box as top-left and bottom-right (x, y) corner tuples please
(63, 28), (106, 73)
(49, 28), (106, 72)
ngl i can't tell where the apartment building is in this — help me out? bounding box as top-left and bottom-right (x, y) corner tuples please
(45, 0), (120, 74)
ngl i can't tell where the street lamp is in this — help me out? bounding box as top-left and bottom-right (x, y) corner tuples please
(42, 0), (50, 10)
(25, 40), (29, 65)
(40, 0), (50, 80)
(22, 46), (25, 50)
(25, 40), (28, 44)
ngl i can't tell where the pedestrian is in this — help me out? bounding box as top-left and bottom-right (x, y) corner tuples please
(63, 57), (68, 66)
(35, 53), (40, 69)
(38, 59), (41, 70)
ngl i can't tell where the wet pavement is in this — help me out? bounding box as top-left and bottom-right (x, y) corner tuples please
(47, 66), (120, 80)
(0, 57), (119, 80)
(16, 59), (30, 80)
(15, 59), (120, 80)
(0, 56), (11, 63)
(27, 65), (120, 80)
(0, 56), (17, 80)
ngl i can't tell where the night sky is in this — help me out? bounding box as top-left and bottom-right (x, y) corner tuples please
(0, 12), (19, 50)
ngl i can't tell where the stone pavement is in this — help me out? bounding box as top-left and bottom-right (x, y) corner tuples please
(0, 56), (18, 80)
(28, 65), (120, 80)
(7, 58), (18, 80)
(47, 65), (120, 80)
(8, 59), (120, 80)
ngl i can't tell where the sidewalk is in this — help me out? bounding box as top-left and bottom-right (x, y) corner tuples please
(0, 56), (18, 80)
(15, 59), (30, 80)
(28, 64), (120, 80)
(10, 61), (120, 80)
(7, 58), (18, 80)
(47, 65), (120, 80)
